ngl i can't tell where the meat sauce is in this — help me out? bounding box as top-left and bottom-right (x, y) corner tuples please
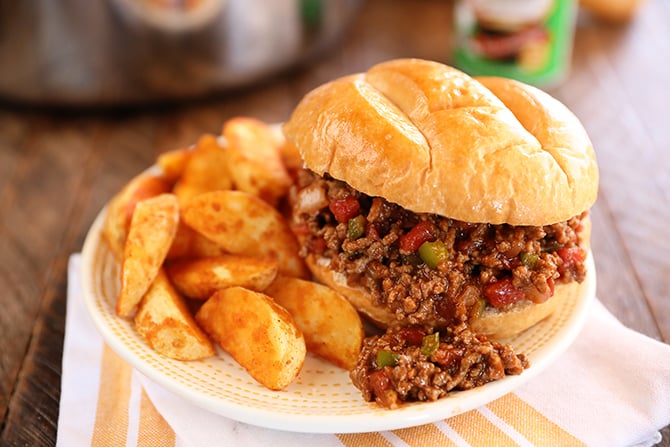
(292, 169), (588, 408)
(350, 325), (527, 409)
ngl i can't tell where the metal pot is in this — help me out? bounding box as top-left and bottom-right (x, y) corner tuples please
(0, 0), (361, 106)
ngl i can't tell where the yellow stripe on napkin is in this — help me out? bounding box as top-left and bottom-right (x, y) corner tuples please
(487, 393), (585, 446)
(393, 423), (459, 446)
(92, 344), (133, 446)
(338, 391), (585, 447)
(138, 389), (176, 447)
(338, 432), (394, 446)
(447, 409), (519, 446)
(92, 344), (176, 447)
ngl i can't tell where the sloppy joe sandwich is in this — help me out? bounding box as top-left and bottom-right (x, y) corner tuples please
(283, 58), (598, 408)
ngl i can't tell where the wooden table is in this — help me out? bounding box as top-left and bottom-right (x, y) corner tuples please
(1, 0), (668, 445)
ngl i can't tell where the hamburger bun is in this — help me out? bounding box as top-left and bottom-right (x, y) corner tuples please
(283, 59), (598, 226)
(283, 59), (598, 339)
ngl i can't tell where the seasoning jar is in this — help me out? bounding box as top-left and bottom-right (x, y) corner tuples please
(453, 0), (577, 88)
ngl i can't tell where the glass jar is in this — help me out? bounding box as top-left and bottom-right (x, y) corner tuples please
(453, 0), (577, 88)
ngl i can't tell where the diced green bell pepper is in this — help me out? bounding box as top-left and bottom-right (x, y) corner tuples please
(376, 350), (399, 368)
(421, 332), (440, 356)
(520, 252), (540, 269)
(347, 215), (366, 240)
(418, 240), (448, 268)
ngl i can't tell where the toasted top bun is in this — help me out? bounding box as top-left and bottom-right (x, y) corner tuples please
(283, 59), (598, 226)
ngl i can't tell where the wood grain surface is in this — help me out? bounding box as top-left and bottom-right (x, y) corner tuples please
(0, 0), (668, 445)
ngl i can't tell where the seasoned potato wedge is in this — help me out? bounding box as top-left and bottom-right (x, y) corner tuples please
(172, 134), (232, 206)
(181, 190), (309, 278)
(135, 269), (215, 360)
(117, 193), (179, 318)
(106, 117), (376, 390)
(166, 255), (279, 299)
(223, 117), (292, 206)
(265, 275), (364, 370)
(166, 221), (227, 260)
(196, 287), (306, 390)
(156, 147), (192, 184)
(102, 173), (171, 260)
(278, 139), (304, 173)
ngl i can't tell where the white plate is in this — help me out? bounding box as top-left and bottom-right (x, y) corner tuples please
(81, 203), (596, 434)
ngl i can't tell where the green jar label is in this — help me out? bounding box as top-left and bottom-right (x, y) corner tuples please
(453, 0), (577, 88)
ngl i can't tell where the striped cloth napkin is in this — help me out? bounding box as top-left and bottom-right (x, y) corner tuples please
(58, 254), (670, 447)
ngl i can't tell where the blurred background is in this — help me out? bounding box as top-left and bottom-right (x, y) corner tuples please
(0, 0), (362, 106)
(0, 0), (646, 107)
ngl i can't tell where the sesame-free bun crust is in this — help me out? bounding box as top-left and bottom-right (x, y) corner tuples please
(283, 58), (598, 226)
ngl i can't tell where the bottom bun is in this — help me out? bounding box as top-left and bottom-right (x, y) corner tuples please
(470, 286), (563, 339)
(305, 255), (400, 328)
(306, 254), (592, 340)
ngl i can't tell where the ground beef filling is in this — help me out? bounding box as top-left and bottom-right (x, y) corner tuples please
(291, 169), (588, 408)
(350, 325), (528, 409)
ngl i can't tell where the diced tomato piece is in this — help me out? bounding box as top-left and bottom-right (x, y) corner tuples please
(365, 223), (381, 241)
(435, 296), (458, 323)
(557, 247), (586, 264)
(368, 370), (391, 398)
(399, 221), (437, 252)
(526, 277), (555, 304)
(291, 221), (310, 236)
(329, 197), (360, 223)
(557, 247), (586, 276)
(432, 346), (463, 369)
(483, 278), (525, 308)
(307, 237), (327, 254)
(398, 327), (427, 346)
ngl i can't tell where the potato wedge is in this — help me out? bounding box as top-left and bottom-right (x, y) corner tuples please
(117, 193), (179, 318)
(172, 134), (232, 206)
(195, 287), (305, 390)
(156, 147), (192, 184)
(278, 139), (304, 173)
(166, 221), (227, 260)
(166, 255), (278, 299)
(102, 173), (171, 260)
(181, 190), (309, 278)
(265, 275), (364, 370)
(172, 182), (206, 209)
(135, 269), (215, 360)
(223, 117), (292, 206)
